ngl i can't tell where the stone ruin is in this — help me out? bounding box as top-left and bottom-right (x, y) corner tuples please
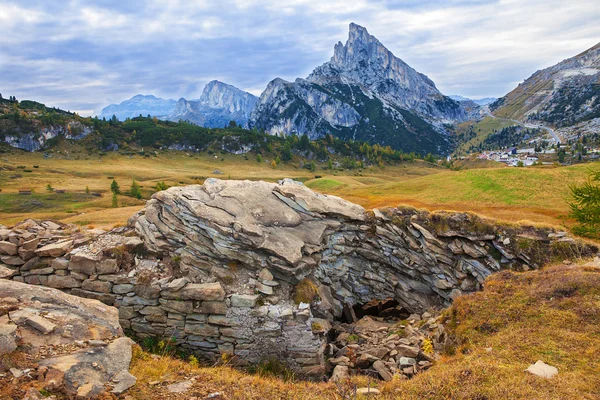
(1, 178), (597, 384)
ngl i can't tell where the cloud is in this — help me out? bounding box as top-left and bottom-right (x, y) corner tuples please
(0, 0), (598, 115)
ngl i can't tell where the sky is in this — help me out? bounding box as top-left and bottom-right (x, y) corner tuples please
(0, 0), (599, 116)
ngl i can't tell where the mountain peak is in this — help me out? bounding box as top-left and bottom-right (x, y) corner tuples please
(332, 23), (382, 67)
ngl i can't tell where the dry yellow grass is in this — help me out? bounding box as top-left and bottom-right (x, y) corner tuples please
(1, 150), (597, 230)
(126, 261), (600, 399)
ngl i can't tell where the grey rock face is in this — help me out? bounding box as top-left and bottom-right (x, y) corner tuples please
(4, 122), (93, 152)
(250, 23), (468, 154)
(166, 81), (258, 128)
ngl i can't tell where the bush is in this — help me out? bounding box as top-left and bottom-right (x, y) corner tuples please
(293, 278), (319, 304)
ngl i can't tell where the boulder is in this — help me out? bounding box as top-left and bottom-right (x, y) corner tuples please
(40, 337), (135, 396)
(525, 360), (558, 379)
(330, 365), (349, 382)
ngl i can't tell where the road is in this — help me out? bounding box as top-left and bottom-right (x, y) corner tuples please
(481, 106), (562, 145)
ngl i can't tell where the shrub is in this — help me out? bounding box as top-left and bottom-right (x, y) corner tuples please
(293, 278), (319, 304)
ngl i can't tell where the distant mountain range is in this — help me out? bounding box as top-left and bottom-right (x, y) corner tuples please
(99, 24), (472, 154)
(100, 81), (257, 128)
(100, 95), (176, 121)
(491, 42), (600, 127)
(449, 95), (497, 106)
(88, 25), (600, 155)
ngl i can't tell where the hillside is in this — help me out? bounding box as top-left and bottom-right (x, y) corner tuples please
(491, 42), (600, 128)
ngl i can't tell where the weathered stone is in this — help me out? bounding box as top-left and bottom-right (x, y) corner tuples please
(71, 288), (116, 306)
(82, 279), (113, 293)
(111, 370), (137, 394)
(0, 241), (18, 255)
(231, 294), (259, 307)
(373, 360), (393, 381)
(397, 344), (419, 358)
(330, 365), (349, 382)
(398, 357), (416, 367)
(21, 237), (39, 251)
(1, 255), (25, 266)
(0, 264), (17, 279)
(47, 274), (82, 289)
(51, 258), (69, 270)
(258, 268), (274, 281)
(167, 277), (190, 291)
(96, 258), (119, 275)
(255, 282), (274, 295)
(0, 324), (18, 356)
(201, 301), (228, 315)
(184, 323), (220, 337)
(208, 315), (238, 326)
(134, 284), (161, 299)
(113, 284), (135, 294)
(163, 282), (225, 301)
(159, 299), (194, 314)
(35, 240), (73, 257)
(69, 253), (98, 275)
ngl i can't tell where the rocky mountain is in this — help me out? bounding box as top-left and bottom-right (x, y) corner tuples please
(491, 42), (600, 127)
(99, 81), (257, 129)
(250, 23), (469, 154)
(166, 80), (258, 128)
(99, 94), (177, 120)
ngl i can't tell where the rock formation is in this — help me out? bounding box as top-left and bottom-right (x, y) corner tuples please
(1, 180), (596, 382)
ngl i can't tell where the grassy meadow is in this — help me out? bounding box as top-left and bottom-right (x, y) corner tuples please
(0, 149), (597, 231)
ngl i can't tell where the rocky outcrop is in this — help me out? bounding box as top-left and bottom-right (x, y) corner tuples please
(1, 180), (596, 381)
(132, 179), (593, 315)
(0, 280), (135, 398)
(4, 122), (93, 152)
(250, 23), (468, 154)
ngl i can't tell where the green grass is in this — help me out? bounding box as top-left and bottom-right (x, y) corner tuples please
(455, 116), (518, 155)
(305, 178), (346, 191)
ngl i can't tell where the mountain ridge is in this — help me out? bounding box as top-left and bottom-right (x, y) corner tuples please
(249, 23), (469, 154)
(491, 41), (600, 128)
(99, 80), (257, 128)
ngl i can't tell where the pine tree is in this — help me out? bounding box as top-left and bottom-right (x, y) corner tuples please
(110, 179), (120, 194)
(112, 192), (118, 208)
(130, 180), (142, 199)
(568, 170), (600, 239)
